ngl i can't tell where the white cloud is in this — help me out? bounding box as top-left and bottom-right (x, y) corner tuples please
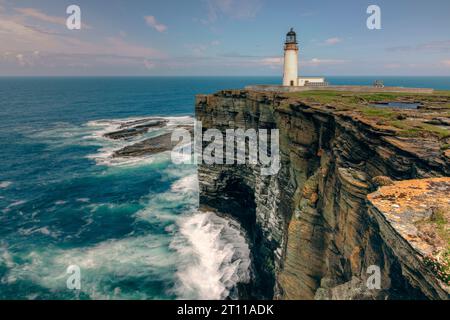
(0, 12), (165, 71)
(384, 63), (402, 69)
(254, 56), (345, 69)
(15, 7), (92, 29)
(304, 58), (346, 66)
(186, 40), (221, 56)
(260, 57), (283, 66)
(104, 37), (163, 58)
(387, 40), (450, 53)
(15, 7), (65, 25)
(324, 37), (342, 45)
(144, 60), (155, 70)
(15, 53), (25, 65)
(144, 15), (167, 33)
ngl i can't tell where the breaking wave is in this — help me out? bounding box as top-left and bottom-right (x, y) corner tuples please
(0, 181), (12, 189)
(1, 114), (251, 300)
(171, 211), (251, 300)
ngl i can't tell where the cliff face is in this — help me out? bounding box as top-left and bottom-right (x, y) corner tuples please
(195, 90), (450, 300)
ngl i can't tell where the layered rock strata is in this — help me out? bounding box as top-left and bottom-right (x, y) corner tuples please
(195, 89), (450, 300)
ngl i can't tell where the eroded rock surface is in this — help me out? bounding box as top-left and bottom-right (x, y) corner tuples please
(195, 89), (450, 300)
(368, 178), (450, 299)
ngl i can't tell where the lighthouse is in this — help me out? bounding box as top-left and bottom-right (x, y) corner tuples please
(283, 28), (298, 86)
(282, 28), (326, 87)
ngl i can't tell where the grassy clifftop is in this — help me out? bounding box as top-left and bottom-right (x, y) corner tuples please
(283, 90), (450, 151)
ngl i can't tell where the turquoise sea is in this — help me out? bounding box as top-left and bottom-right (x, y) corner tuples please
(0, 76), (449, 300)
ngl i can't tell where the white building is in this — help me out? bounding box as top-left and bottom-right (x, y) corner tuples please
(283, 28), (326, 87)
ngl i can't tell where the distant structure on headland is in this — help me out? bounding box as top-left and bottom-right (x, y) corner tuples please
(245, 28), (433, 93)
(283, 28), (327, 87)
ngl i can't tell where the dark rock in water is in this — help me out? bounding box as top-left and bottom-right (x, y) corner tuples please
(105, 127), (150, 140)
(104, 119), (168, 140)
(113, 125), (193, 157)
(113, 132), (173, 157)
(119, 118), (166, 129)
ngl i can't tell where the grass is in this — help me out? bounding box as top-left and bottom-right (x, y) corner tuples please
(420, 124), (450, 139)
(287, 90), (450, 105)
(419, 207), (449, 285)
(389, 121), (450, 139)
(283, 90), (450, 146)
(361, 107), (396, 119)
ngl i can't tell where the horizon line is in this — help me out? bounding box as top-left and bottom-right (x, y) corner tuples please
(1, 75), (450, 78)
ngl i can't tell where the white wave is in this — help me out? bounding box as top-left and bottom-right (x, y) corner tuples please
(171, 141), (193, 165)
(0, 235), (177, 299)
(171, 174), (198, 193)
(3, 200), (30, 213)
(18, 226), (60, 238)
(164, 116), (194, 128)
(8, 200), (26, 208)
(0, 181), (12, 189)
(134, 170), (198, 224)
(171, 211), (251, 300)
(28, 122), (100, 149)
(88, 151), (159, 168)
(0, 245), (15, 269)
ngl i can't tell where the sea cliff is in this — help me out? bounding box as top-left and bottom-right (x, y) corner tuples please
(195, 89), (450, 300)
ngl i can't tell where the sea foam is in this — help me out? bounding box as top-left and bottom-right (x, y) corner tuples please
(0, 181), (12, 189)
(171, 211), (251, 300)
(85, 116), (193, 167)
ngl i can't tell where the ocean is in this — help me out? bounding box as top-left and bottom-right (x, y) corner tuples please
(0, 76), (449, 300)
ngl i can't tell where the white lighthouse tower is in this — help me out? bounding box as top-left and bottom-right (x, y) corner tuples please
(282, 28), (326, 87)
(283, 28), (298, 86)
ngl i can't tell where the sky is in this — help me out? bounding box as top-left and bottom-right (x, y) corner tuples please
(1, 0), (450, 76)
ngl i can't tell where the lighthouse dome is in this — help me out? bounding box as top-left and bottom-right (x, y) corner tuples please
(285, 28), (297, 44)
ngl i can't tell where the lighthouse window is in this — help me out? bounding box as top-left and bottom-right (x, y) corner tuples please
(290, 80), (294, 86)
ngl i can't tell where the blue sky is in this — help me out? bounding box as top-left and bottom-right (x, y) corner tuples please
(1, 0), (450, 76)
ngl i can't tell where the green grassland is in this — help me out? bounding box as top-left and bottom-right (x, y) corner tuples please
(284, 90), (450, 142)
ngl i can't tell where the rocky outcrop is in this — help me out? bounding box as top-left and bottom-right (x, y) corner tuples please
(103, 118), (193, 158)
(113, 132), (174, 157)
(368, 178), (450, 299)
(104, 119), (168, 140)
(195, 89), (450, 300)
